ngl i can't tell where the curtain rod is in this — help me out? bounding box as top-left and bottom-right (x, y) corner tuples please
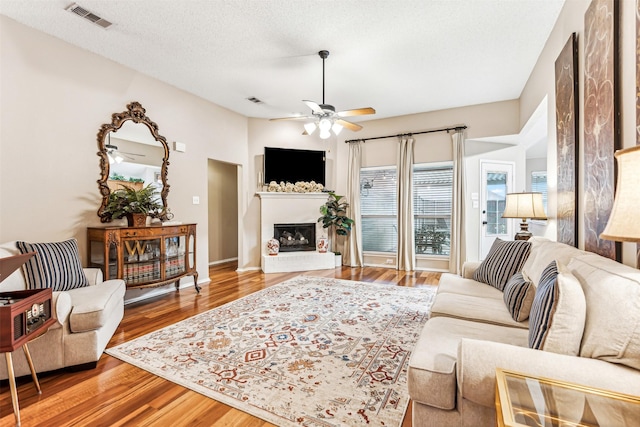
(344, 125), (467, 144)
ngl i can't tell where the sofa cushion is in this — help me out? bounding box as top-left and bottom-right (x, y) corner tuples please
(408, 317), (528, 410)
(568, 255), (640, 370)
(473, 238), (531, 291)
(16, 239), (89, 291)
(503, 272), (535, 321)
(521, 237), (585, 287)
(528, 261), (586, 355)
(68, 280), (125, 333)
(431, 292), (529, 329)
(437, 273), (504, 300)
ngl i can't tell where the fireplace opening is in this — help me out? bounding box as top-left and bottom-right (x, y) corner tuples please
(274, 223), (316, 252)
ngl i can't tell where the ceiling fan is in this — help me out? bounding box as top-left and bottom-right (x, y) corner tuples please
(270, 50), (376, 139)
(106, 134), (145, 164)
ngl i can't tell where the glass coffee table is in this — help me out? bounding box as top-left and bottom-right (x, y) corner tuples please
(495, 368), (640, 427)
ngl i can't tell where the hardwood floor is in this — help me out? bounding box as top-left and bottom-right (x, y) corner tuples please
(0, 264), (440, 427)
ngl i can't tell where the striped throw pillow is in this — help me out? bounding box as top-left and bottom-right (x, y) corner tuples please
(473, 238), (531, 291)
(503, 272), (535, 321)
(17, 239), (89, 292)
(528, 261), (586, 355)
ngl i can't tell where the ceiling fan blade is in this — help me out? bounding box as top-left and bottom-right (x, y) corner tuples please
(119, 151), (145, 157)
(269, 115), (314, 122)
(303, 100), (324, 114)
(336, 107), (376, 118)
(336, 119), (363, 132)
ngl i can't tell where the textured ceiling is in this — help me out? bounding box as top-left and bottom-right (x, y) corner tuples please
(0, 0), (565, 122)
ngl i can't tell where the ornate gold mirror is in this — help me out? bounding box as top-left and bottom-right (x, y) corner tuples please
(97, 102), (170, 222)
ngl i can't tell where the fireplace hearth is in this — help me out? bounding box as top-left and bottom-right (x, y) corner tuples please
(274, 223), (316, 252)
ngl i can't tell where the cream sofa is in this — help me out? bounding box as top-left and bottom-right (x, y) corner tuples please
(0, 241), (125, 379)
(408, 237), (640, 426)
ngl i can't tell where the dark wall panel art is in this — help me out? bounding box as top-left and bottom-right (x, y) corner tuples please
(583, 0), (620, 260)
(636, 0), (640, 263)
(555, 33), (579, 247)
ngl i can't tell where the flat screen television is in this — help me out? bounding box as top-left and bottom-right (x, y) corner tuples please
(263, 147), (326, 185)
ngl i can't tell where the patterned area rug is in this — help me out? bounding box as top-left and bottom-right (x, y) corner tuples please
(107, 276), (436, 426)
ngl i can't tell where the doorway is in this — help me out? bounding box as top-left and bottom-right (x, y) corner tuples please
(207, 159), (239, 265)
(479, 161), (515, 259)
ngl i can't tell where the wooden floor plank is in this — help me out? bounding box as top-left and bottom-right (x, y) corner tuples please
(0, 264), (440, 426)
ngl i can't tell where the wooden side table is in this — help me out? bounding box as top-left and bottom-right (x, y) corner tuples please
(495, 368), (640, 427)
(1, 253), (55, 426)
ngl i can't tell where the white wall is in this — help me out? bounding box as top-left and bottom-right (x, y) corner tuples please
(0, 16), (248, 297)
(519, 0), (639, 267)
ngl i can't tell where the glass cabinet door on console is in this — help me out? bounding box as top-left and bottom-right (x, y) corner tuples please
(87, 224), (199, 293)
(123, 238), (161, 285)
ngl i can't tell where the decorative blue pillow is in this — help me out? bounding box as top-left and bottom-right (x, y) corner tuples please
(473, 238), (532, 291)
(503, 272), (535, 322)
(17, 238), (89, 291)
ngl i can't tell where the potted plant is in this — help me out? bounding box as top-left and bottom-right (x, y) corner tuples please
(318, 192), (354, 267)
(103, 184), (163, 226)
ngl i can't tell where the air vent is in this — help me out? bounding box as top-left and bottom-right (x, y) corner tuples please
(246, 97), (264, 104)
(66, 3), (112, 29)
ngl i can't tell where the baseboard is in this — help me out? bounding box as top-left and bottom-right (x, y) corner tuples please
(209, 257), (238, 266)
(235, 266), (262, 272)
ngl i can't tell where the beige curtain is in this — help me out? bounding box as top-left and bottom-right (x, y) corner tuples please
(450, 130), (467, 274)
(345, 141), (363, 267)
(397, 136), (415, 271)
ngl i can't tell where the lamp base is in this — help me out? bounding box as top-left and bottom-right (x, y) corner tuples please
(514, 219), (531, 241)
(514, 231), (532, 241)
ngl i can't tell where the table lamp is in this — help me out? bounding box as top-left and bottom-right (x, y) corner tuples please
(600, 145), (640, 266)
(502, 192), (547, 240)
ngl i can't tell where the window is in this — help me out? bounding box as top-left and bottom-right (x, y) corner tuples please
(360, 163), (453, 256)
(486, 172), (508, 235)
(531, 171), (548, 213)
(360, 167), (397, 252)
(414, 164), (453, 256)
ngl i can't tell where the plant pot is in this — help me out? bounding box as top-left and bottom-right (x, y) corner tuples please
(126, 213), (147, 227)
(335, 253), (342, 267)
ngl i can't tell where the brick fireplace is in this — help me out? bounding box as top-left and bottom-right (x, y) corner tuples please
(258, 192), (334, 273)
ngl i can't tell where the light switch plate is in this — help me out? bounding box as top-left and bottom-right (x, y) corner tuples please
(174, 141), (186, 152)
(192, 196), (200, 205)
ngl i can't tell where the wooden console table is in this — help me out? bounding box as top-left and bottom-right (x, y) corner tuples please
(87, 224), (199, 292)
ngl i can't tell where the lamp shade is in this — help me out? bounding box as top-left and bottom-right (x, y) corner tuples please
(600, 145), (640, 242)
(502, 192), (547, 220)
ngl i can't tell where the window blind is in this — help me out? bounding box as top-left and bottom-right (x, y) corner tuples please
(531, 171), (548, 212)
(360, 168), (398, 252)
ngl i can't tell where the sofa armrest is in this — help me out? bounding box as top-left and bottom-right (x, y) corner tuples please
(51, 291), (72, 325)
(83, 268), (104, 286)
(462, 261), (481, 279)
(457, 339), (640, 408)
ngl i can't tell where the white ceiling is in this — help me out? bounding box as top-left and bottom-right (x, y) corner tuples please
(0, 0), (565, 122)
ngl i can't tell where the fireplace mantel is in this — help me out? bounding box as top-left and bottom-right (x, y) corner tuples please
(257, 191), (334, 273)
(257, 192), (329, 200)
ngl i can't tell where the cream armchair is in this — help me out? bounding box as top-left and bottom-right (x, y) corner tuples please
(0, 241), (125, 379)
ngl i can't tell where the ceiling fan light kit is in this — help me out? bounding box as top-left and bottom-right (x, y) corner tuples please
(269, 50), (375, 138)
